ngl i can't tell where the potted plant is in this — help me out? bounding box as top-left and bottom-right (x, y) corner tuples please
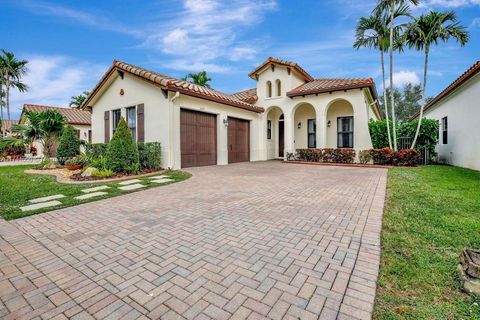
(65, 156), (85, 170)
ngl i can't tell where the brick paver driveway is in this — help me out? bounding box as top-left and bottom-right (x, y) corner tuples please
(0, 161), (387, 320)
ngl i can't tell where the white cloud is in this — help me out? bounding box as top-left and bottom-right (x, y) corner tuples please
(392, 71), (420, 87)
(143, 0), (277, 72)
(472, 17), (480, 27)
(423, 0), (480, 7)
(9, 55), (105, 118)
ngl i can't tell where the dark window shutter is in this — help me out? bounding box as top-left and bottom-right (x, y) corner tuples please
(137, 103), (145, 142)
(104, 111), (110, 142)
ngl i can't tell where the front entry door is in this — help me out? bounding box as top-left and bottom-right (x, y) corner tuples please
(278, 120), (284, 158)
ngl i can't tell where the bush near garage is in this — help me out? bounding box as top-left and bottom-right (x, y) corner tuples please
(138, 142), (162, 170)
(105, 117), (140, 173)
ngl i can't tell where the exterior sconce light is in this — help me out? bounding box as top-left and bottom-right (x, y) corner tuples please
(297, 122), (301, 129)
(327, 120), (331, 127)
(223, 118), (229, 127)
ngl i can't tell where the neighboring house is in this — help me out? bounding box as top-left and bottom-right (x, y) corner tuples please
(1, 119), (19, 137)
(412, 60), (479, 171)
(20, 104), (92, 156)
(82, 57), (382, 169)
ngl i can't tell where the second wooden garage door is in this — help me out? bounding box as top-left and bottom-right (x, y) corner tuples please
(228, 117), (250, 163)
(181, 109), (217, 168)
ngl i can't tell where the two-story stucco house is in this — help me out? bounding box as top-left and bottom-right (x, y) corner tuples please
(82, 57), (382, 169)
(412, 60), (480, 171)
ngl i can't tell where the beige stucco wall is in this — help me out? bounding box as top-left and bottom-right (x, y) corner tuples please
(266, 107), (283, 159)
(293, 104), (316, 149)
(326, 100), (354, 148)
(423, 74), (480, 171)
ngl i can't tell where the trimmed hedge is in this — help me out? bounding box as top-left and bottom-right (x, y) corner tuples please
(57, 125), (81, 164)
(369, 148), (421, 166)
(105, 118), (140, 173)
(296, 148), (355, 164)
(85, 143), (108, 160)
(138, 142), (162, 170)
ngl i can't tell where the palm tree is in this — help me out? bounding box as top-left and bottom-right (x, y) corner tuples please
(354, 5), (410, 149)
(10, 110), (66, 158)
(182, 71), (212, 88)
(405, 11), (469, 149)
(0, 81), (5, 121)
(0, 50), (28, 120)
(69, 91), (90, 108)
(375, 0), (418, 151)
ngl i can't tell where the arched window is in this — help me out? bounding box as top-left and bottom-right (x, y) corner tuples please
(276, 79), (281, 96)
(266, 81), (272, 98)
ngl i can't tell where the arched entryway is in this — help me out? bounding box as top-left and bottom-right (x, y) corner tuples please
(326, 99), (354, 148)
(293, 103), (316, 150)
(266, 107), (284, 159)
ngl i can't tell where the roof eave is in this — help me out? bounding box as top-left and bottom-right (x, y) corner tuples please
(286, 83), (374, 98)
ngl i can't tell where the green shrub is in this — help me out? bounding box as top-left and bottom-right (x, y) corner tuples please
(105, 118), (139, 173)
(56, 125), (81, 164)
(398, 118), (439, 158)
(138, 142), (162, 169)
(85, 143), (108, 160)
(295, 148), (355, 164)
(92, 169), (114, 178)
(369, 148), (392, 165)
(296, 149), (321, 162)
(368, 120), (395, 149)
(91, 155), (108, 170)
(359, 150), (372, 164)
(388, 149), (421, 166)
(64, 156), (85, 166)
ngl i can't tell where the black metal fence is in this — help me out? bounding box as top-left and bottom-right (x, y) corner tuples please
(398, 136), (430, 165)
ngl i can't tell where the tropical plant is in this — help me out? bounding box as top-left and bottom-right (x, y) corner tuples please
(69, 91), (90, 109)
(380, 83), (429, 123)
(56, 125), (81, 164)
(354, 5), (410, 149)
(0, 50), (28, 120)
(404, 11), (469, 149)
(105, 117), (139, 173)
(369, 119), (396, 149)
(399, 118), (439, 158)
(374, 0), (419, 151)
(10, 110), (66, 158)
(182, 71), (212, 88)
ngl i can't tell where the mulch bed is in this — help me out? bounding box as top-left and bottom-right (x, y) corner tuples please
(71, 168), (159, 181)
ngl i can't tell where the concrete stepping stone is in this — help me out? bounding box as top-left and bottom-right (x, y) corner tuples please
(81, 185), (110, 193)
(20, 200), (62, 212)
(29, 194), (65, 204)
(74, 191), (108, 200)
(148, 175), (169, 179)
(151, 178), (174, 184)
(118, 183), (146, 191)
(118, 179), (142, 185)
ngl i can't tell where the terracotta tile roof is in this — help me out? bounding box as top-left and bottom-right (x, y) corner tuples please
(22, 104), (91, 125)
(82, 61), (264, 113)
(248, 57), (314, 82)
(230, 88), (258, 104)
(1, 119), (18, 133)
(411, 60), (480, 119)
(287, 78), (376, 97)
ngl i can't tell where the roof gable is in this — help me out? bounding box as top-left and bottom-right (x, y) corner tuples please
(248, 57), (314, 82)
(82, 61), (264, 113)
(412, 60), (480, 119)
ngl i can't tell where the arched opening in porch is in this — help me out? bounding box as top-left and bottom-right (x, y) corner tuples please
(293, 103), (316, 150)
(266, 106), (284, 159)
(326, 99), (354, 148)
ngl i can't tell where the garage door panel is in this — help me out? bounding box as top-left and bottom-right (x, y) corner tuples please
(181, 109), (217, 168)
(228, 117), (250, 163)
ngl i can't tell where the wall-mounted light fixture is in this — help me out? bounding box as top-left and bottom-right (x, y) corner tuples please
(223, 118), (229, 127)
(327, 120), (331, 127)
(297, 122), (301, 129)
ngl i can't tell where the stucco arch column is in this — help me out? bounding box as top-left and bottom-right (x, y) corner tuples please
(314, 105), (326, 148)
(284, 112), (294, 157)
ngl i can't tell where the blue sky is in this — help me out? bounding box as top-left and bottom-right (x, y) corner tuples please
(2, 0), (479, 119)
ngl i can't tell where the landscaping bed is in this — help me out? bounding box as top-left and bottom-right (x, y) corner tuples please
(374, 165), (480, 319)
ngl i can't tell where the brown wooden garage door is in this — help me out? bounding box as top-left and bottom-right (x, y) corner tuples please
(228, 117), (250, 163)
(181, 109), (217, 168)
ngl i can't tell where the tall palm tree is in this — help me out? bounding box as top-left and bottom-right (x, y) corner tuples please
(375, 0), (418, 151)
(0, 50), (28, 120)
(11, 110), (66, 158)
(69, 91), (90, 108)
(182, 71), (212, 88)
(0, 80), (5, 121)
(405, 11), (469, 149)
(354, 5), (410, 149)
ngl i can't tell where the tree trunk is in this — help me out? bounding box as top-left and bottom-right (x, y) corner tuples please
(389, 0), (398, 151)
(381, 50), (393, 149)
(5, 74), (10, 121)
(410, 45), (429, 149)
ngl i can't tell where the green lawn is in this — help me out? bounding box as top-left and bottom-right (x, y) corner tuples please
(0, 165), (191, 220)
(374, 165), (480, 319)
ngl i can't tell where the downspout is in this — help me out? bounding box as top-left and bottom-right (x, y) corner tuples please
(169, 91), (180, 169)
